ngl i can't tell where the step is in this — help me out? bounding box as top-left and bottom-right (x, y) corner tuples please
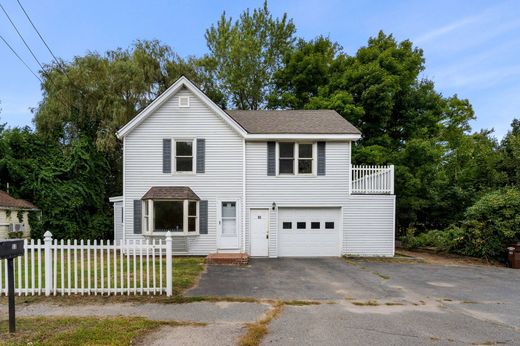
(207, 253), (249, 265)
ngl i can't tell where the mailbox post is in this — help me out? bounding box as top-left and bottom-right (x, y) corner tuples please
(0, 239), (24, 333)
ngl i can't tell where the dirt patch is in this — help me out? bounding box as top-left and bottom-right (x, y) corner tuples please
(396, 249), (504, 267)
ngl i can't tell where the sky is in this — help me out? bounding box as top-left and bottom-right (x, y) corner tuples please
(0, 0), (519, 139)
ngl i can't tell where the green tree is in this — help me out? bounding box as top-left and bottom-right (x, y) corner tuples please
(204, 1), (296, 109)
(499, 118), (520, 186)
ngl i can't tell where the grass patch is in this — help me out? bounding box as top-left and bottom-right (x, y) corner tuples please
(0, 316), (201, 346)
(384, 302), (404, 306)
(239, 302), (284, 346)
(372, 271), (390, 280)
(283, 300), (321, 306)
(351, 300), (380, 306)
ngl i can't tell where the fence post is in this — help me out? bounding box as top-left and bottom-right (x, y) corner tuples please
(44, 231), (53, 296)
(165, 231), (173, 297)
(390, 165), (395, 195)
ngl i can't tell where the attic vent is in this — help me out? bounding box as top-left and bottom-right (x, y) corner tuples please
(179, 96), (190, 108)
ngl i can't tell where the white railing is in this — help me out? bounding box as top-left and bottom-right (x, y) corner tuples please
(0, 231), (174, 297)
(351, 165), (394, 194)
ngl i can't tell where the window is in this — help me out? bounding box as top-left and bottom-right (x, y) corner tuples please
(188, 201), (197, 232)
(143, 202), (149, 232)
(154, 201), (183, 232)
(325, 222), (335, 229)
(298, 144), (313, 174)
(277, 142), (315, 175)
(179, 96), (190, 107)
(175, 140), (193, 172)
(146, 200), (199, 235)
(279, 142), (294, 174)
(311, 222), (320, 229)
(297, 222), (306, 229)
(282, 222), (292, 229)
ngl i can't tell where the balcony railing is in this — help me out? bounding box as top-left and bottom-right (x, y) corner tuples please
(351, 165), (394, 194)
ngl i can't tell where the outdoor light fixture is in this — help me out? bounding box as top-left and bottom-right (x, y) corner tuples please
(272, 202), (276, 210)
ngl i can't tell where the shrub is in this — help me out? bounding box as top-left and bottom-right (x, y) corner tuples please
(401, 188), (520, 260)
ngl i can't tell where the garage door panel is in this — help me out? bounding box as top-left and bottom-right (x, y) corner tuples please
(278, 207), (341, 257)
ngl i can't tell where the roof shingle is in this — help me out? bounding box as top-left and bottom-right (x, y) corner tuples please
(0, 190), (37, 209)
(226, 110), (361, 135)
(142, 187), (200, 200)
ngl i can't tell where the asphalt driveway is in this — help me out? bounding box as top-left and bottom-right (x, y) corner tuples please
(186, 257), (520, 345)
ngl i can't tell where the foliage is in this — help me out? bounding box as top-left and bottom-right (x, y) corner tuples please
(498, 119), (520, 186)
(8, 231), (24, 239)
(204, 0), (296, 109)
(402, 188), (520, 260)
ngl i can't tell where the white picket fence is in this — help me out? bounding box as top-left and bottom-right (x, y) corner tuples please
(0, 231), (174, 297)
(351, 165), (394, 194)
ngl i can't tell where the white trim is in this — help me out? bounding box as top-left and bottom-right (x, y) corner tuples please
(172, 138), (196, 174)
(276, 142), (317, 176)
(144, 199), (200, 236)
(216, 199), (241, 250)
(122, 137), (126, 242)
(109, 196), (123, 203)
(116, 76), (247, 139)
(245, 133), (361, 141)
(242, 138), (247, 253)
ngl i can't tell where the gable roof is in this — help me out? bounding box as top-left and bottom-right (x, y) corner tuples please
(116, 76), (247, 139)
(142, 186), (200, 201)
(0, 190), (38, 209)
(116, 76), (362, 140)
(226, 110), (361, 135)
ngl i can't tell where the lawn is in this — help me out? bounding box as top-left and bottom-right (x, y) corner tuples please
(0, 316), (197, 346)
(0, 254), (205, 296)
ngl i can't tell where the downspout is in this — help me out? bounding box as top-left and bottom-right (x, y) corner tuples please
(242, 138), (247, 253)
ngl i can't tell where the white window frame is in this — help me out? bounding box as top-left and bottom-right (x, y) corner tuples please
(173, 138), (196, 174)
(276, 142), (316, 176)
(143, 199), (199, 235)
(179, 96), (190, 108)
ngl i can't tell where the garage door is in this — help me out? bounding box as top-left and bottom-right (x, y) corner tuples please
(278, 207), (341, 257)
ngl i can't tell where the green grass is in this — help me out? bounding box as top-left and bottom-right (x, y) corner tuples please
(0, 316), (201, 346)
(0, 253), (205, 296)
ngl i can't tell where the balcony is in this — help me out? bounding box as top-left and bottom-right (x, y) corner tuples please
(351, 165), (394, 195)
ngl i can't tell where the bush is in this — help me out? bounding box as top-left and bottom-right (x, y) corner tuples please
(401, 188), (520, 260)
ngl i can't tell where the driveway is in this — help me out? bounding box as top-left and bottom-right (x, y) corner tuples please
(186, 257), (520, 345)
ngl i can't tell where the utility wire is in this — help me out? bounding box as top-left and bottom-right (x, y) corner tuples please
(0, 33), (42, 82)
(0, 2), (45, 71)
(15, 0), (78, 88)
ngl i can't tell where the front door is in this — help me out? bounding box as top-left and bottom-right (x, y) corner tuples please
(250, 209), (269, 257)
(217, 200), (240, 250)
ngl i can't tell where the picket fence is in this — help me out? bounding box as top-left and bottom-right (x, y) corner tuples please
(0, 231), (174, 297)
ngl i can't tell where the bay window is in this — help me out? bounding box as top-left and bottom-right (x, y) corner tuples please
(144, 199), (199, 235)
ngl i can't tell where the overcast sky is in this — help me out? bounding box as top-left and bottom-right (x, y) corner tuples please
(0, 0), (518, 139)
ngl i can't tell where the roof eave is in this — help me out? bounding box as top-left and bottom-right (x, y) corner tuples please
(244, 133), (361, 141)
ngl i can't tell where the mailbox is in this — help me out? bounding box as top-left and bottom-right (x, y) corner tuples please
(0, 239), (24, 259)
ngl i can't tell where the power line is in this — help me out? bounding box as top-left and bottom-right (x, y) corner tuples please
(0, 2), (45, 71)
(15, 0), (77, 88)
(0, 33), (42, 82)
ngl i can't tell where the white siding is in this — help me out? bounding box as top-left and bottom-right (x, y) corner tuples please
(113, 201), (123, 242)
(245, 141), (351, 257)
(344, 195), (395, 256)
(124, 87), (244, 255)
(0, 209), (31, 239)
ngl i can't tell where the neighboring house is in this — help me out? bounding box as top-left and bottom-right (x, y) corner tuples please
(0, 190), (38, 239)
(111, 76), (396, 257)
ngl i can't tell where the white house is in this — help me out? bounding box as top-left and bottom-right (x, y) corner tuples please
(0, 190), (38, 239)
(111, 76), (395, 257)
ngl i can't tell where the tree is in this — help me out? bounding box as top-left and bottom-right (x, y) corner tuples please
(499, 118), (520, 186)
(204, 1), (296, 109)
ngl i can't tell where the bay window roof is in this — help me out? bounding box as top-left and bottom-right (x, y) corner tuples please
(142, 186), (200, 201)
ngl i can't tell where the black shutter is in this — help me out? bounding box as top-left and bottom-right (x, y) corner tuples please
(133, 200), (142, 234)
(196, 138), (205, 173)
(267, 142), (276, 176)
(163, 139), (171, 173)
(317, 142), (326, 176)
(199, 200), (208, 234)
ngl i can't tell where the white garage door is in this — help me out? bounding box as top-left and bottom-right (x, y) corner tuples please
(278, 207), (341, 257)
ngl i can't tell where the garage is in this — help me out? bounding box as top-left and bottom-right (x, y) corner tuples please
(277, 207), (342, 257)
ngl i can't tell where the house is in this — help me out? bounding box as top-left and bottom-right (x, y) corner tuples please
(111, 76), (395, 257)
(0, 190), (38, 239)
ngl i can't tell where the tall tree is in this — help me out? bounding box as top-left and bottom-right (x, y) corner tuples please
(204, 1), (296, 109)
(499, 118), (520, 186)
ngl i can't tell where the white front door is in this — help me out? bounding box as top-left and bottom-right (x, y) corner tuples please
(250, 209), (269, 257)
(217, 200), (240, 250)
